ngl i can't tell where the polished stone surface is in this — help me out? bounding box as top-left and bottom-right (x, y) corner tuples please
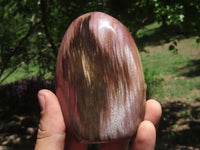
(56, 12), (146, 143)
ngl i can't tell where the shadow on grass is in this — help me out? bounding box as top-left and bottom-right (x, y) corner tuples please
(0, 113), (38, 149)
(156, 100), (200, 149)
(179, 58), (200, 77)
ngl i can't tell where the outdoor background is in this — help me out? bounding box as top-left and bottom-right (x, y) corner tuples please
(0, 0), (200, 149)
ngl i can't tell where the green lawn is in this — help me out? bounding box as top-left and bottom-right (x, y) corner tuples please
(140, 37), (200, 103)
(1, 61), (39, 84)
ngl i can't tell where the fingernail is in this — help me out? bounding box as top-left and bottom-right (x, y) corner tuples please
(38, 94), (45, 111)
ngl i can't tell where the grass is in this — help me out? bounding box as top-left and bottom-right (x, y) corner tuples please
(1, 59), (54, 85)
(136, 22), (162, 38)
(140, 36), (200, 102)
(1, 61), (39, 85)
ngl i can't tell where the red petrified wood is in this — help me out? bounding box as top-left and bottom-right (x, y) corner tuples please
(56, 12), (146, 143)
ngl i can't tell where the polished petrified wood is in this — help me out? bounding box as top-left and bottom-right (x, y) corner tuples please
(56, 12), (146, 143)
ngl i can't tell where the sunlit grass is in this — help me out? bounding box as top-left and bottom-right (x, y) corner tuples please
(1, 62), (39, 85)
(141, 36), (200, 102)
(136, 22), (162, 38)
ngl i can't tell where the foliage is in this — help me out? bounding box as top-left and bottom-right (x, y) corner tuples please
(168, 40), (178, 54)
(153, 0), (200, 34)
(0, 0), (154, 83)
(153, 0), (184, 27)
(0, 0), (52, 84)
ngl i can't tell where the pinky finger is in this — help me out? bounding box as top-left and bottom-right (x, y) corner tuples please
(131, 121), (156, 150)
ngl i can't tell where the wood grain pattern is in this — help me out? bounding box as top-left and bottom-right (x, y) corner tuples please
(56, 12), (146, 143)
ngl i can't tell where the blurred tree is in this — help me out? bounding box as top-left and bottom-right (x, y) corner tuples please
(0, 1), (43, 84)
(153, 0), (200, 35)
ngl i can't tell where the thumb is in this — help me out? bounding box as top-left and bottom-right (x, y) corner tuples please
(35, 89), (66, 150)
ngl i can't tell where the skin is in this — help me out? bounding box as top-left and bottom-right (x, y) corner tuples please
(35, 89), (162, 150)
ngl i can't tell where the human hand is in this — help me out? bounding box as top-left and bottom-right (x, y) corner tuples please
(34, 89), (162, 150)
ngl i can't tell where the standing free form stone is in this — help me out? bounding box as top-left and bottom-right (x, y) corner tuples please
(56, 12), (146, 143)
